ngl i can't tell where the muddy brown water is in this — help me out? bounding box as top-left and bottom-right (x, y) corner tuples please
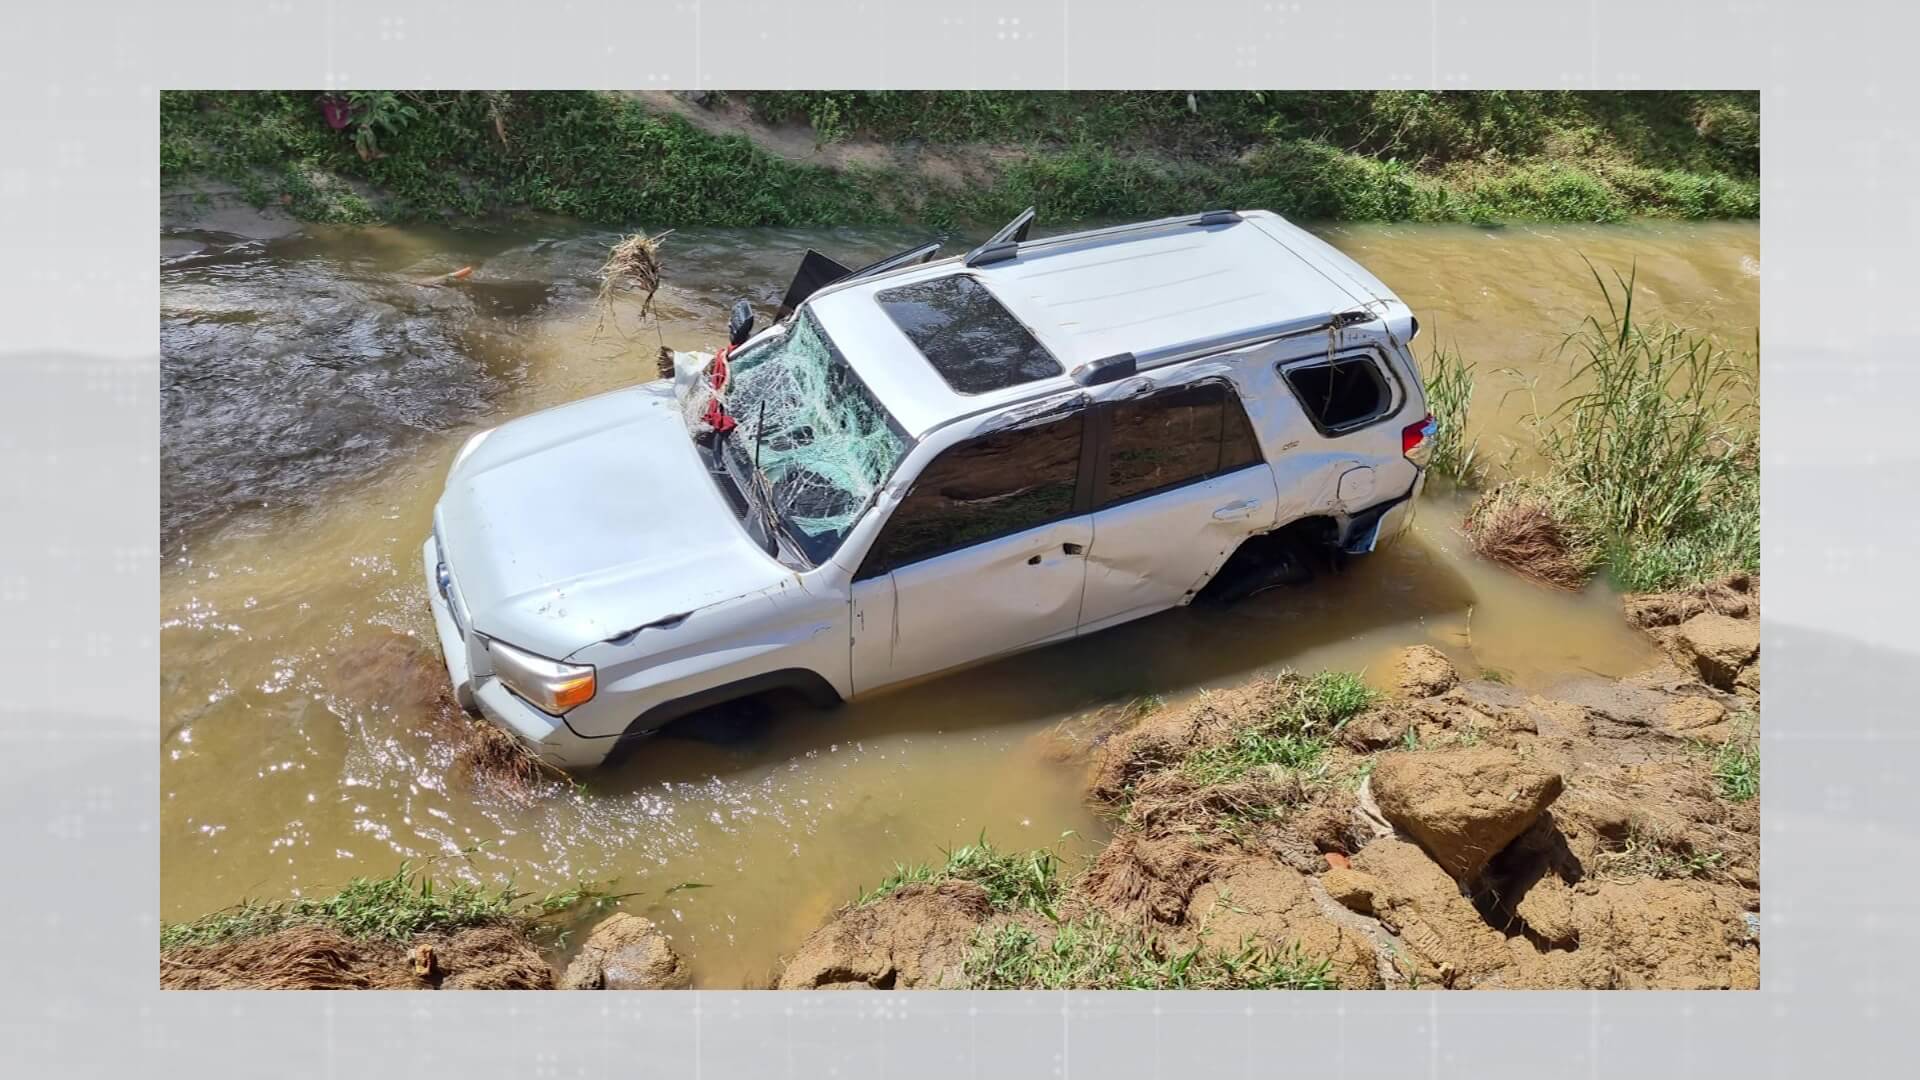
(160, 214), (1757, 986)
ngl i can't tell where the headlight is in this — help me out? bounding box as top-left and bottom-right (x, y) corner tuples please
(486, 639), (596, 714)
(450, 428), (494, 474)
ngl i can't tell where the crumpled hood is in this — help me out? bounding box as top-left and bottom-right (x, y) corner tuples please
(434, 383), (789, 658)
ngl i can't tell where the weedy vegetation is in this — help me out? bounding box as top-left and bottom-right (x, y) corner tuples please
(1419, 338), (1484, 488)
(856, 835), (1066, 916)
(1181, 671), (1377, 784)
(1467, 265), (1758, 592)
(965, 914), (1335, 990)
(1709, 711), (1760, 802)
(159, 862), (626, 951)
(163, 91), (1758, 228)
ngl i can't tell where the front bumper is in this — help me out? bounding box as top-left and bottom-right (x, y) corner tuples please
(421, 536), (610, 770)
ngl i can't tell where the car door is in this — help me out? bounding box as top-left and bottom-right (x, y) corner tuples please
(1078, 379), (1278, 633)
(848, 408), (1091, 694)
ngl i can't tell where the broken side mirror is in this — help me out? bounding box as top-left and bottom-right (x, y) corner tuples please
(728, 299), (756, 346)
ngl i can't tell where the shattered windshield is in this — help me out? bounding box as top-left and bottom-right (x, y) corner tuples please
(720, 310), (911, 564)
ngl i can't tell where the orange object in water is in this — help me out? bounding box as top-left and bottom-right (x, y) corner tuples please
(448, 266), (474, 281)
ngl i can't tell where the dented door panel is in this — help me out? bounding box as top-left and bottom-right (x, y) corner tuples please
(1079, 467), (1278, 633)
(850, 517), (1091, 694)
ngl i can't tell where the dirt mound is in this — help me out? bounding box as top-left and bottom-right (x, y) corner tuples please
(1625, 574), (1761, 697)
(1462, 484), (1590, 589)
(776, 881), (993, 989)
(1368, 747), (1565, 882)
(1393, 645), (1459, 698)
(160, 922), (553, 990)
(562, 913), (690, 990)
(1078, 830), (1223, 926)
(1088, 677), (1300, 800)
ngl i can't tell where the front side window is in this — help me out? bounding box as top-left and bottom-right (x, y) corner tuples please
(876, 275), (1063, 394)
(1282, 354), (1393, 433)
(722, 310), (912, 564)
(1101, 381), (1265, 505)
(860, 410), (1085, 576)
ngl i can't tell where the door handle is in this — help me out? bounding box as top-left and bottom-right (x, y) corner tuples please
(1212, 500), (1260, 521)
(1062, 542), (1085, 555)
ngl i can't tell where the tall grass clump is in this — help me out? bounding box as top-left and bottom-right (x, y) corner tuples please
(1419, 338), (1484, 487)
(1470, 263), (1757, 592)
(856, 835), (1066, 915)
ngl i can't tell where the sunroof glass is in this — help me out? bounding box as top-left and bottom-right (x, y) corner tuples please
(876, 275), (1062, 394)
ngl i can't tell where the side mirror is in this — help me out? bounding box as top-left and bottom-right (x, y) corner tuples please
(728, 299), (756, 347)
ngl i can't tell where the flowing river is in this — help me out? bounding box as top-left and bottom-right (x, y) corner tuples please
(159, 211), (1758, 986)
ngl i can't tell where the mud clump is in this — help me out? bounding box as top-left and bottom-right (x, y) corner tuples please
(1079, 831), (1222, 926)
(1369, 747), (1564, 882)
(562, 913), (690, 990)
(1186, 859), (1383, 988)
(160, 923), (554, 990)
(1623, 571), (1756, 629)
(1670, 613), (1759, 691)
(1393, 645), (1459, 698)
(776, 881), (993, 989)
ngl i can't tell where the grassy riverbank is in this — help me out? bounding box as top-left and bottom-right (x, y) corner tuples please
(161, 90), (1758, 228)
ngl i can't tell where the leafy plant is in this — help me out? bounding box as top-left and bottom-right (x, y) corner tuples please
(344, 91), (419, 161)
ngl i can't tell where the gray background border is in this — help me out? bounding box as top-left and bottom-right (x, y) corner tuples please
(3, 0), (1915, 1075)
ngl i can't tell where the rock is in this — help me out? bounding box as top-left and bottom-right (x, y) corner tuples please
(776, 881), (991, 990)
(1393, 645), (1459, 698)
(1368, 747), (1565, 882)
(1672, 613), (1759, 690)
(563, 913), (690, 989)
(1513, 875), (1579, 947)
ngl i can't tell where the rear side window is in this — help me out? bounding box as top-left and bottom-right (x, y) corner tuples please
(861, 410), (1085, 576)
(1102, 381), (1265, 505)
(1283, 355), (1393, 433)
(876, 275), (1063, 394)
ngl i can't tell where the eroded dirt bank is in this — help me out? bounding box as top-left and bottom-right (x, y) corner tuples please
(777, 575), (1761, 991)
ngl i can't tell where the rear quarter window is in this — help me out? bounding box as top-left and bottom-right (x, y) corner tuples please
(1281, 354), (1395, 433)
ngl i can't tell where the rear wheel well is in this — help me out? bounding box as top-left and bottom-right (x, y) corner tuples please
(1196, 516), (1343, 604)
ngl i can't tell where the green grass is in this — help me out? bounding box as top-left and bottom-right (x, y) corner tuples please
(159, 861), (629, 950)
(1503, 264), (1759, 592)
(1710, 712), (1760, 802)
(856, 836), (1066, 916)
(1419, 337), (1484, 488)
(159, 863), (522, 949)
(1182, 671), (1377, 784)
(966, 914), (1335, 990)
(164, 91), (1758, 228)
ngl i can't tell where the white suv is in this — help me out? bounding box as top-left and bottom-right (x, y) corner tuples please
(425, 209), (1434, 769)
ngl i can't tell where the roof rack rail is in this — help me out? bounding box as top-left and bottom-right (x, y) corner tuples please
(1070, 308), (1376, 385)
(964, 209), (1242, 269)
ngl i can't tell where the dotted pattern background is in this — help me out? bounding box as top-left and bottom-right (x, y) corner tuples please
(1, 1), (1914, 1076)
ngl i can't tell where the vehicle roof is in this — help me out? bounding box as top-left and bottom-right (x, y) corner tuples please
(807, 209), (1402, 439)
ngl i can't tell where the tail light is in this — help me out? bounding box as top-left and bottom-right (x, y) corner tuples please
(1402, 414), (1437, 467)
